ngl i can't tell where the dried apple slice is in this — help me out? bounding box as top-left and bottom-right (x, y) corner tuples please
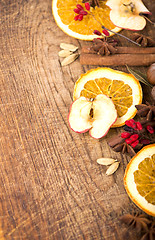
(68, 94), (117, 139)
(106, 0), (150, 30)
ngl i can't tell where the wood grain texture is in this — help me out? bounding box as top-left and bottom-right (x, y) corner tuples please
(0, 0), (154, 239)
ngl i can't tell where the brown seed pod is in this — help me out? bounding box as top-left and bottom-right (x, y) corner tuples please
(147, 63), (155, 85)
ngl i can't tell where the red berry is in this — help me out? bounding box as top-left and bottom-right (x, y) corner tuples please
(76, 4), (84, 10)
(85, 2), (90, 11)
(74, 15), (79, 21)
(136, 121), (143, 130)
(147, 125), (154, 134)
(140, 139), (150, 145)
(129, 134), (139, 142)
(93, 30), (102, 36)
(131, 140), (139, 148)
(79, 10), (88, 15)
(102, 29), (110, 36)
(121, 132), (131, 138)
(78, 14), (83, 21)
(125, 120), (131, 127)
(74, 8), (80, 14)
(124, 126), (134, 133)
(125, 119), (136, 129)
(125, 138), (132, 144)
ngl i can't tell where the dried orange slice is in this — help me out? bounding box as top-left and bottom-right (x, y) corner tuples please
(73, 68), (142, 127)
(124, 144), (155, 217)
(52, 0), (121, 40)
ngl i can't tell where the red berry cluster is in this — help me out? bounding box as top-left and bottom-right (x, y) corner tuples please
(73, 3), (110, 36)
(74, 3), (89, 21)
(121, 119), (154, 148)
(93, 29), (109, 37)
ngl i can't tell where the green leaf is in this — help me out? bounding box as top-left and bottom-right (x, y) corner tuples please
(126, 65), (153, 88)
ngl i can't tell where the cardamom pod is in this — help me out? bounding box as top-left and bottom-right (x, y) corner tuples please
(97, 158), (117, 166)
(58, 50), (72, 58)
(60, 43), (78, 52)
(61, 53), (79, 66)
(106, 161), (120, 175)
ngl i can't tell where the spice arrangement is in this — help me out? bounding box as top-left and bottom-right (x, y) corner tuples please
(52, 0), (155, 238)
(80, 34), (155, 66)
(120, 212), (155, 240)
(108, 105), (155, 156)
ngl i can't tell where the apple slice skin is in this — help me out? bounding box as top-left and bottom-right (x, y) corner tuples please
(106, 0), (150, 30)
(68, 94), (117, 139)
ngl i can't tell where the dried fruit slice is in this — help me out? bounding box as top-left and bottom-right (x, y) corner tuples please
(124, 144), (155, 217)
(68, 94), (117, 139)
(106, 0), (150, 30)
(52, 0), (121, 40)
(73, 68), (142, 127)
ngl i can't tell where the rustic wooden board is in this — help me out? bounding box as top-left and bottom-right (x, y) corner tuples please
(0, 0), (154, 239)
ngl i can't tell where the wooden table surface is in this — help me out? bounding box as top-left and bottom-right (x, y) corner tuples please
(0, 0), (154, 239)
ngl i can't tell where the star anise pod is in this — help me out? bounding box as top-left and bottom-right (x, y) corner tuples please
(132, 33), (155, 47)
(141, 221), (155, 240)
(120, 213), (151, 234)
(82, 0), (100, 8)
(135, 102), (155, 122)
(91, 38), (117, 56)
(113, 142), (137, 156)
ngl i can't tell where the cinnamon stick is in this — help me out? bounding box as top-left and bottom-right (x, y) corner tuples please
(81, 46), (155, 54)
(108, 134), (125, 148)
(80, 53), (155, 66)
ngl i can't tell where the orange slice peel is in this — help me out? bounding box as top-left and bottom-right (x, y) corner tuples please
(124, 144), (155, 216)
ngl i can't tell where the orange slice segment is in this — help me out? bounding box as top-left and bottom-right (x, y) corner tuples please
(52, 0), (121, 40)
(73, 68), (142, 127)
(124, 144), (155, 216)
